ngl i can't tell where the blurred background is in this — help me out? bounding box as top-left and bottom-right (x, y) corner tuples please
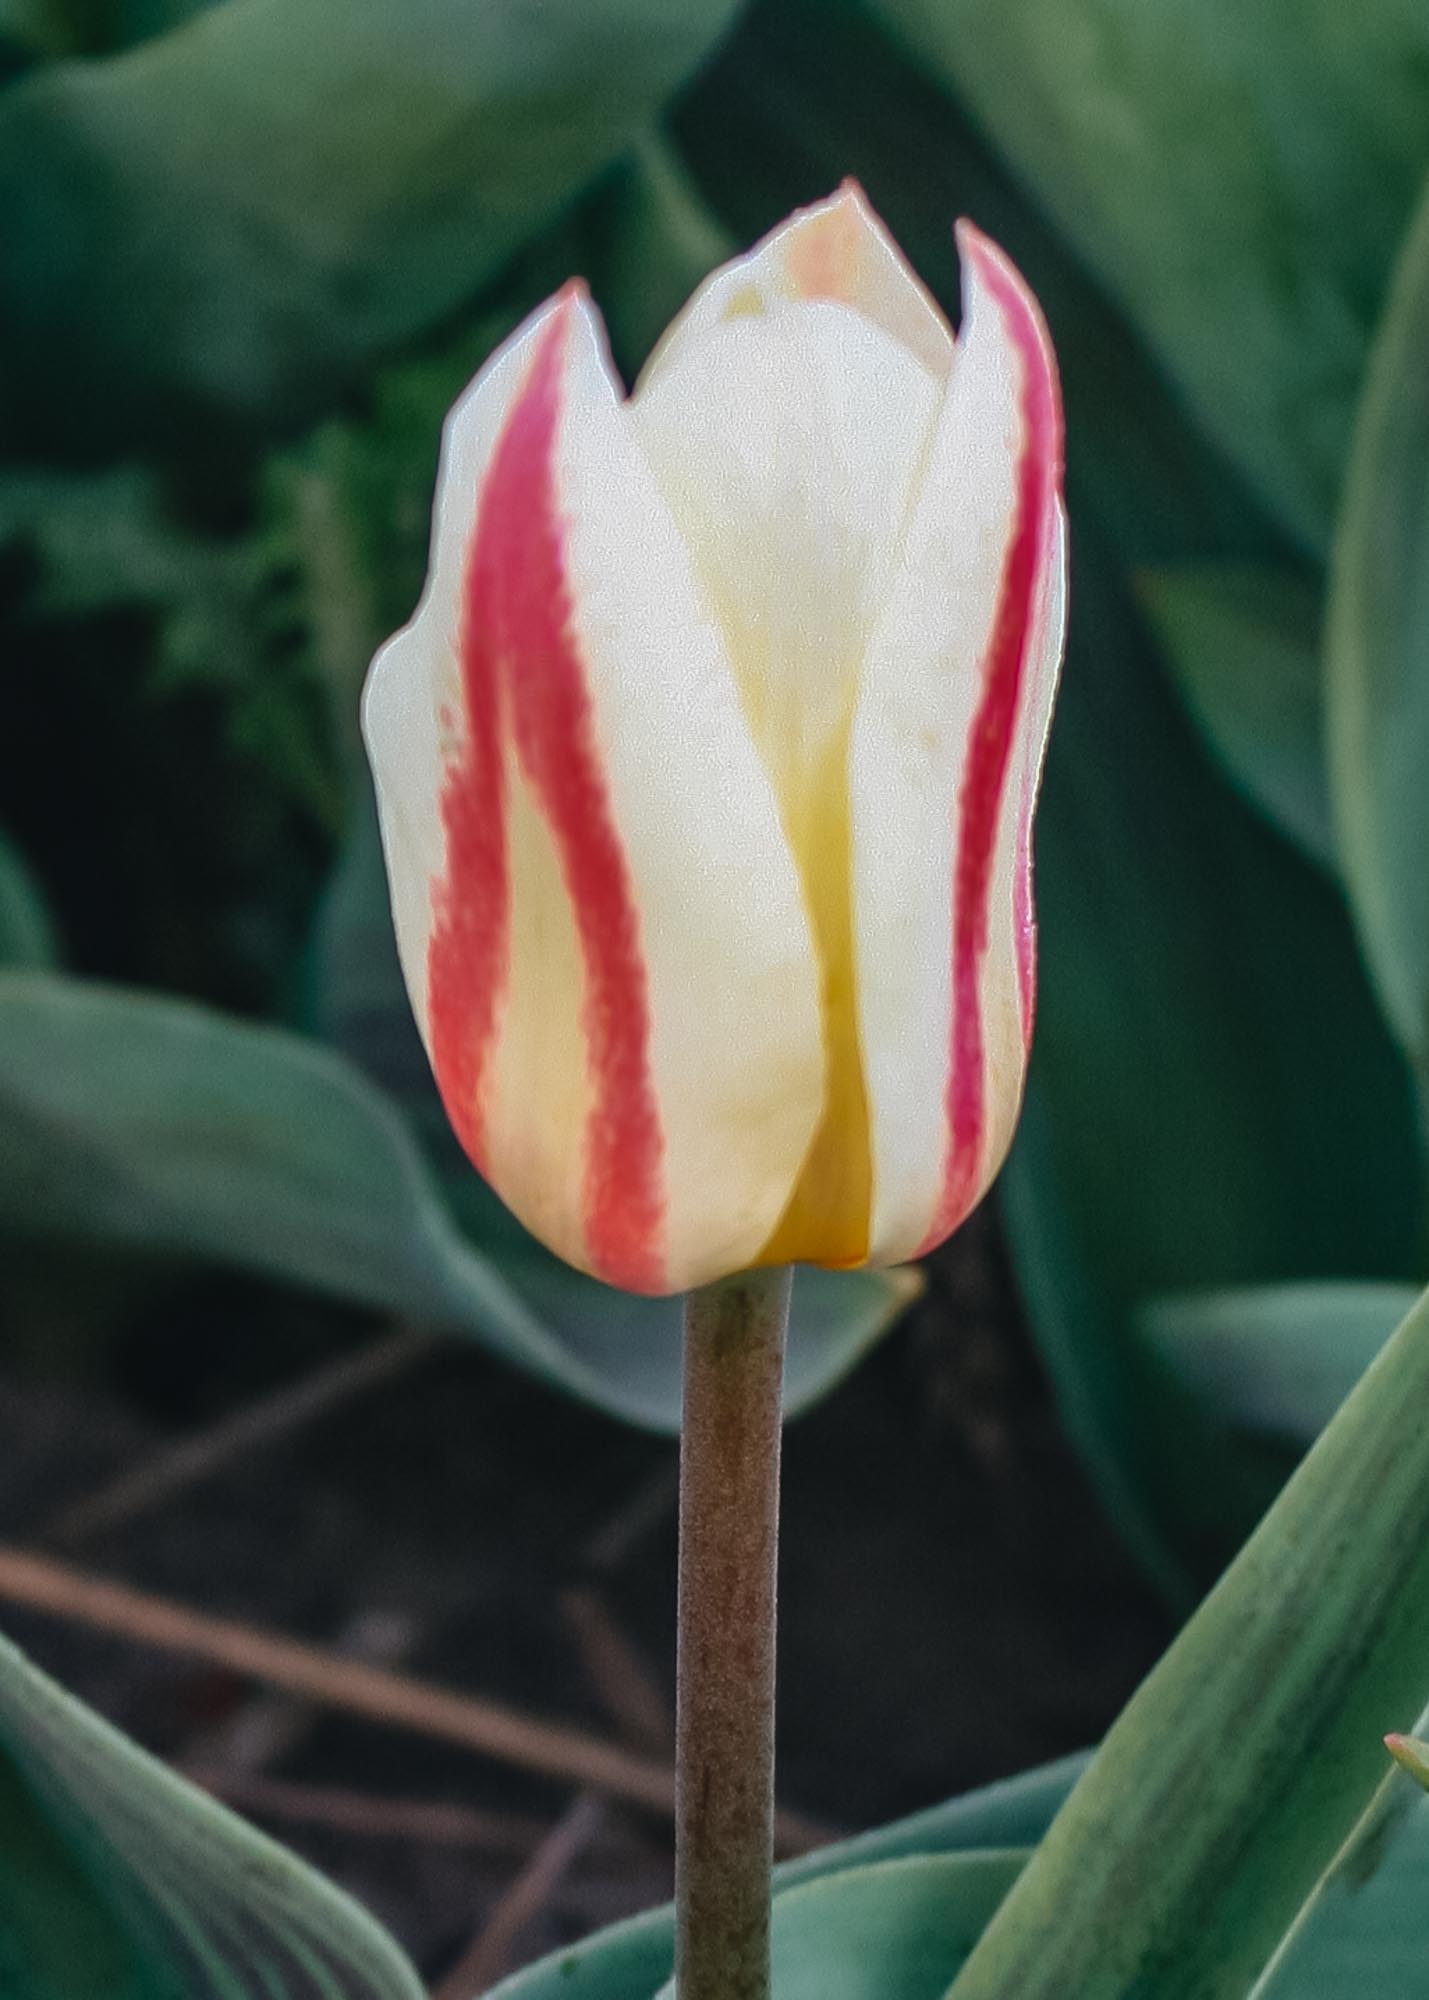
(3, 0), (1428, 1986)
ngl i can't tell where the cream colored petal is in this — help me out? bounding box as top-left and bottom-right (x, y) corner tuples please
(637, 180), (954, 393)
(849, 225), (1065, 1267)
(363, 290), (824, 1294)
(632, 296), (942, 1267)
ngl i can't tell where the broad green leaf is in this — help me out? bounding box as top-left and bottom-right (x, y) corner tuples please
(872, 0), (1429, 552)
(0, 836), (57, 969)
(1137, 567), (1333, 870)
(0, 0), (743, 456)
(488, 1755), (1083, 2000)
(1253, 1761), (1429, 1995)
(0, 970), (912, 1426)
(1142, 1283), (1417, 1450)
(649, 1854), (1026, 2000)
(1327, 176), (1429, 1071)
(0, 1625), (422, 1998)
(946, 1284), (1429, 1999)
(1002, 534), (1422, 1595)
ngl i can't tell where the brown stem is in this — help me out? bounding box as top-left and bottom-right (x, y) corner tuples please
(675, 1266), (791, 2000)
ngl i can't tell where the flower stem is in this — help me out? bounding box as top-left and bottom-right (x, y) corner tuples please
(675, 1266), (791, 2000)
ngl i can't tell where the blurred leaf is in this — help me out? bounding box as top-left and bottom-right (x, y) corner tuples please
(946, 1284), (1429, 1999)
(1137, 566), (1334, 870)
(649, 1854), (1026, 2000)
(488, 1755), (1083, 1999)
(676, 0), (1284, 572)
(0, 467), (226, 617)
(0, 1624), (422, 1998)
(0, 0), (743, 456)
(1327, 176), (1429, 1072)
(873, 0), (1429, 553)
(1142, 1283), (1417, 1450)
(591, 130), (733, 372)
(0, 970), (912, 1425)
(0, 835), (57, 968)
(1002, 532), (1422, 1595)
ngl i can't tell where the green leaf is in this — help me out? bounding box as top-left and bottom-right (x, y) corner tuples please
(1002, 534), (1422, 1595)
(0, 970), (911, 1425)
(649, 1854), (1027, 2000)
(1253, 1764), (1429, 1995)
(0, 1624), (422, 1998)
(872, 0), (1429, 552)
(1137, 567), (1334, 870)
(0, 836), (57, 969)
(0, 0), (743, 456)
(945, 1283), (1429, 1999)
(1142, 1283), (1418, 1449)
(1327, 175), (1429, 1071)
(487, 1756), (1082, 1999)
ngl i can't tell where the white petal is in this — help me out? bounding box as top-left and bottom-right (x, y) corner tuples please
(363, 290), (825, 1293)
(639, 180), (953, 393)
(850, 225), (1065, 1265)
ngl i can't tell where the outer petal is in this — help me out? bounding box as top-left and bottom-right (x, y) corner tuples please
(637, 180), (954, 391)
(362, 291), (824, 1295)
(849, 224), (1066, 1266)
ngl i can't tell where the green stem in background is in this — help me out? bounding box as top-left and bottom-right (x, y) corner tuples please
(676, 1266), (791, 2000)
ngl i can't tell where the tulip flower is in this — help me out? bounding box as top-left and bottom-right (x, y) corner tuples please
(363, 184), (1066, 1298)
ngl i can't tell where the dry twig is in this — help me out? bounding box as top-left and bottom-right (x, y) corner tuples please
(0, 1543), (679, 1815)
(431, 1792), (608, 1999)
(47, 1328), (435, 1544)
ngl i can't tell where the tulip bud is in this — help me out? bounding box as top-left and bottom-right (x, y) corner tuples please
(363, 184), (1066, 1296)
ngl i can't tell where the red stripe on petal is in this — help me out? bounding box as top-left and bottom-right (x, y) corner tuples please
(427, 398), (512, 1177)
(918, 233), (1063, 1258)
(433, 297), (665, 1291)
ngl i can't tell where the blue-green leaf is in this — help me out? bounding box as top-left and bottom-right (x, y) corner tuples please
(1137, 566), (1333, 870)
(0, 1626), (422, 1998)
(0, 0), (743, 455)
(0, 971), (912, 1426)
(1327, 174), (1429, 1071)
(873, 0), (1429, 552)
(1142, 1282), (1417, 1448)
(651, 1854), (1026, 2000)
(487, 1755), (1082, 2000)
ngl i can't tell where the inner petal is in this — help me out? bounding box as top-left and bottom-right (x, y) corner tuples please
(631, 300), (941, 1264)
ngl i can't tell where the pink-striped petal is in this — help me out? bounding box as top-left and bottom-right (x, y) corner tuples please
(849, 224), (1066, 1266)
(363, 292), (824, 1294)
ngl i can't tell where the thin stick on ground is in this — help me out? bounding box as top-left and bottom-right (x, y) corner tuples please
(431, 1792), (608, 2000)
(47, 1327), (435, 1544)
(0, 1542), (678, 1815)
(186, 1772), (553, 1859)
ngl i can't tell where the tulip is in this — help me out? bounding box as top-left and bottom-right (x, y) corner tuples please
(363, 184), (1066, 1298)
